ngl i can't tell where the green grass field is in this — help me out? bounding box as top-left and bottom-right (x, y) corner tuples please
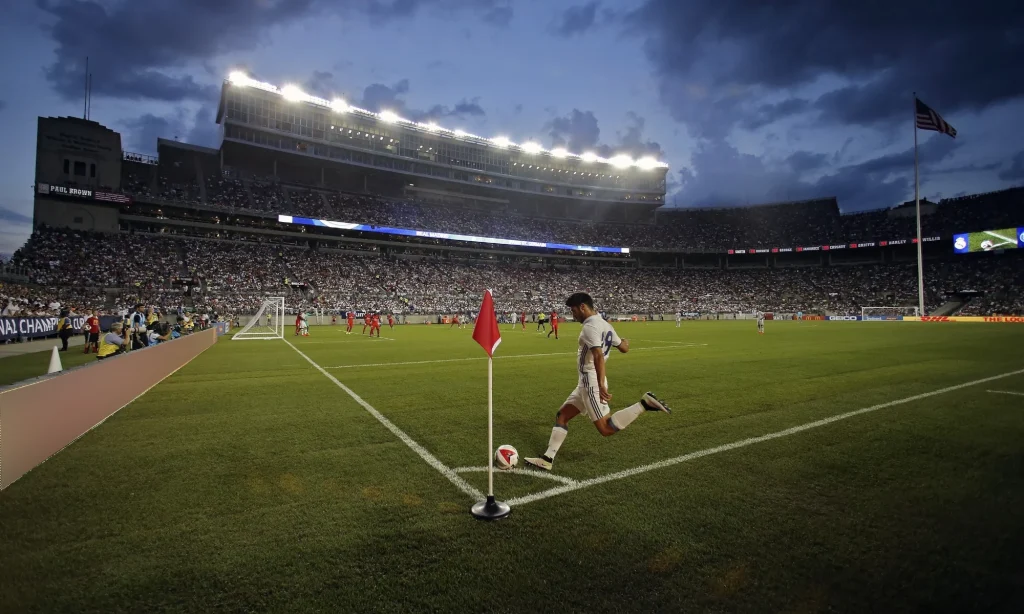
(3, 320), (1024, 612)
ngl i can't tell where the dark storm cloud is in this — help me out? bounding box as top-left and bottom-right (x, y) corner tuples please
(999, 151), (1024, 182)
(552, 2), (600, 37)
(359, 80), (412, 113)
(741, 99), (811, 131)
(121, 108), (218, 154)
(547, 109), (601, 152)
(678, 135), (961, 210)
(37, 0), (513, 104)
(358, 80), (485, 121)
(786, 151), (828, 174)
(0, 206), (33, 226)
(304, 71), (338, 98)
(546, 110), (665, 158)
(615, 112), (664, 158)
(365, 0), (514, 25)
(627, 0), (1024, 130)
(37, 0), (317, 102)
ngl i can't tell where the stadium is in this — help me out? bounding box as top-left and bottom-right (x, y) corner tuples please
(2, 70), (1024, 612)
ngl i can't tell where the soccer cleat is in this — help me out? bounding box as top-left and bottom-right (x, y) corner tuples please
(640, 392), (672, 413)
(524, 455), (553, 471)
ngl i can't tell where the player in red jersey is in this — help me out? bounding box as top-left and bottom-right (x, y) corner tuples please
(450, 313), (460, 328)
(362, 313), (371, 335)
(370, 312), (382, 338)
(387, 313), (395, 329)
(547, 311), (559, 339)
(346, 311), (355, 335)
(520, 311), (527, 330)
(295, 313), (302, 336)
(84, 310), (101, 353)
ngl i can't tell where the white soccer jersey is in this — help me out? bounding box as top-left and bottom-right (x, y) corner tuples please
(577, 314), (621, 378)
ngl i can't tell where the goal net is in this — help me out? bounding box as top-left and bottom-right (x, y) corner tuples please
(861, 306), (920, 319)
(232, 297), (285, 340)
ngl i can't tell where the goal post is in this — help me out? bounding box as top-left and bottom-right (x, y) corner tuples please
(861, 306), (920, 320)
(232, 297), (285, 340)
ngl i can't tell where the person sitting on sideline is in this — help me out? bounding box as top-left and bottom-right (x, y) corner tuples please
(97, 322), (129, 360)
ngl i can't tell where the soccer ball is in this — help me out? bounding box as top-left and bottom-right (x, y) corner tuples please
(980, 240), (995, 251)
(495, 445), (519, 470)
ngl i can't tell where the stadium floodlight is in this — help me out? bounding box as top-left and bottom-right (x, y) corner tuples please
(281, 84), (306, 102)
(609, 154), (634, 168)
(634, 156), (661, 170)
(222, 71), (672, 168)
(520, 141), (543, 154)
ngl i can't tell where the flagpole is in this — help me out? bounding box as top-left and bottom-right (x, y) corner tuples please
(913, 94), (925, 317)
(487, 355), (494, 498)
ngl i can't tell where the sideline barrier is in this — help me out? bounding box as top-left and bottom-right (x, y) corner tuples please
(0, 328), (218, 490)
(905, 316), (1024, 323)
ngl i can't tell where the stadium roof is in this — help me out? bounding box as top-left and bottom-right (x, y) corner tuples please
(226, 71), (669, 171)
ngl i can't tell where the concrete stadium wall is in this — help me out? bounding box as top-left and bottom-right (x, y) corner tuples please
(0, 328), (217, 491)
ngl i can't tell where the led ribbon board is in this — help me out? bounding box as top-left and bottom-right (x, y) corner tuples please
(278, 215), (630, 254)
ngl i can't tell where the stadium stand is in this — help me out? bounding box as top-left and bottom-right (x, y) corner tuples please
(12, 107), (1021, 326)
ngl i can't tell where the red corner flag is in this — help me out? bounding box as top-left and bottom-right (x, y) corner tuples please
(472, 289), (502, 357)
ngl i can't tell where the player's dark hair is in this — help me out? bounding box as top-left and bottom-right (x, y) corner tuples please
(565, 292), (594, 309)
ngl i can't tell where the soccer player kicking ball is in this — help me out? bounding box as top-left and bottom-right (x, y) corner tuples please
(524, 293), (671, 472)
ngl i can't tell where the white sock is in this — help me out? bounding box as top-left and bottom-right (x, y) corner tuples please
(610, 403), (645, 431)
(544, 425), (568, 459)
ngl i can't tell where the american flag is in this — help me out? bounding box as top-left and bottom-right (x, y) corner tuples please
(915, 98), (957, 138)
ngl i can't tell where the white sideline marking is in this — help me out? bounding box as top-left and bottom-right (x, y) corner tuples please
(453, 466), (578, 486)
(283, 339), (483, 501)
(986, 389), (1024, 397)
(507, 367), (1024, 507)
(323, 344), (706, 369)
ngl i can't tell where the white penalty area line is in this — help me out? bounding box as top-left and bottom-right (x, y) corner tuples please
(986, 389), (1024, 397)
(283, 339), (484, 502)
(322, 344), (707, 370)
(506, 367), (1024, 507)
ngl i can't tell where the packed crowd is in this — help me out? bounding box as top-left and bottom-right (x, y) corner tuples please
(8, 222), (1022, 319)
(119, 159), (1022, 252)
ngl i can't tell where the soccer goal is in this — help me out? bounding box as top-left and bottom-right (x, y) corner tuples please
(232, 297), (285, 340)
(861, 306), (920, 320)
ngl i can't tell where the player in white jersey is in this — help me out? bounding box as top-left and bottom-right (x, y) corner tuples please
(756, 310), (765, 334)
(675, 311), (682, 327)
(524, 292), (672, 472)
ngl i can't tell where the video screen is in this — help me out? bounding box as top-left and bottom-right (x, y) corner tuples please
(953, 228), (1024, 253)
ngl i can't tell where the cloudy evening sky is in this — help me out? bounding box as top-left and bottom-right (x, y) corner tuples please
(1, 0), (1022, 255)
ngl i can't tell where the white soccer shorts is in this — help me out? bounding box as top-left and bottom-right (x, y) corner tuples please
(565, 372), (610, 422)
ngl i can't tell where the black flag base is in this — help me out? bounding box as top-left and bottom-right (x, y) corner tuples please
(471, 495), (512, 520)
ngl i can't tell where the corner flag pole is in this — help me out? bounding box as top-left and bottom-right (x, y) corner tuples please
(470, 289), (510, 520)
(487, 354), (494, 498)
(913, 92), (925, 317)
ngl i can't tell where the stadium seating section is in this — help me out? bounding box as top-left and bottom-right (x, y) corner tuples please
(3, 160), (1021, 319)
